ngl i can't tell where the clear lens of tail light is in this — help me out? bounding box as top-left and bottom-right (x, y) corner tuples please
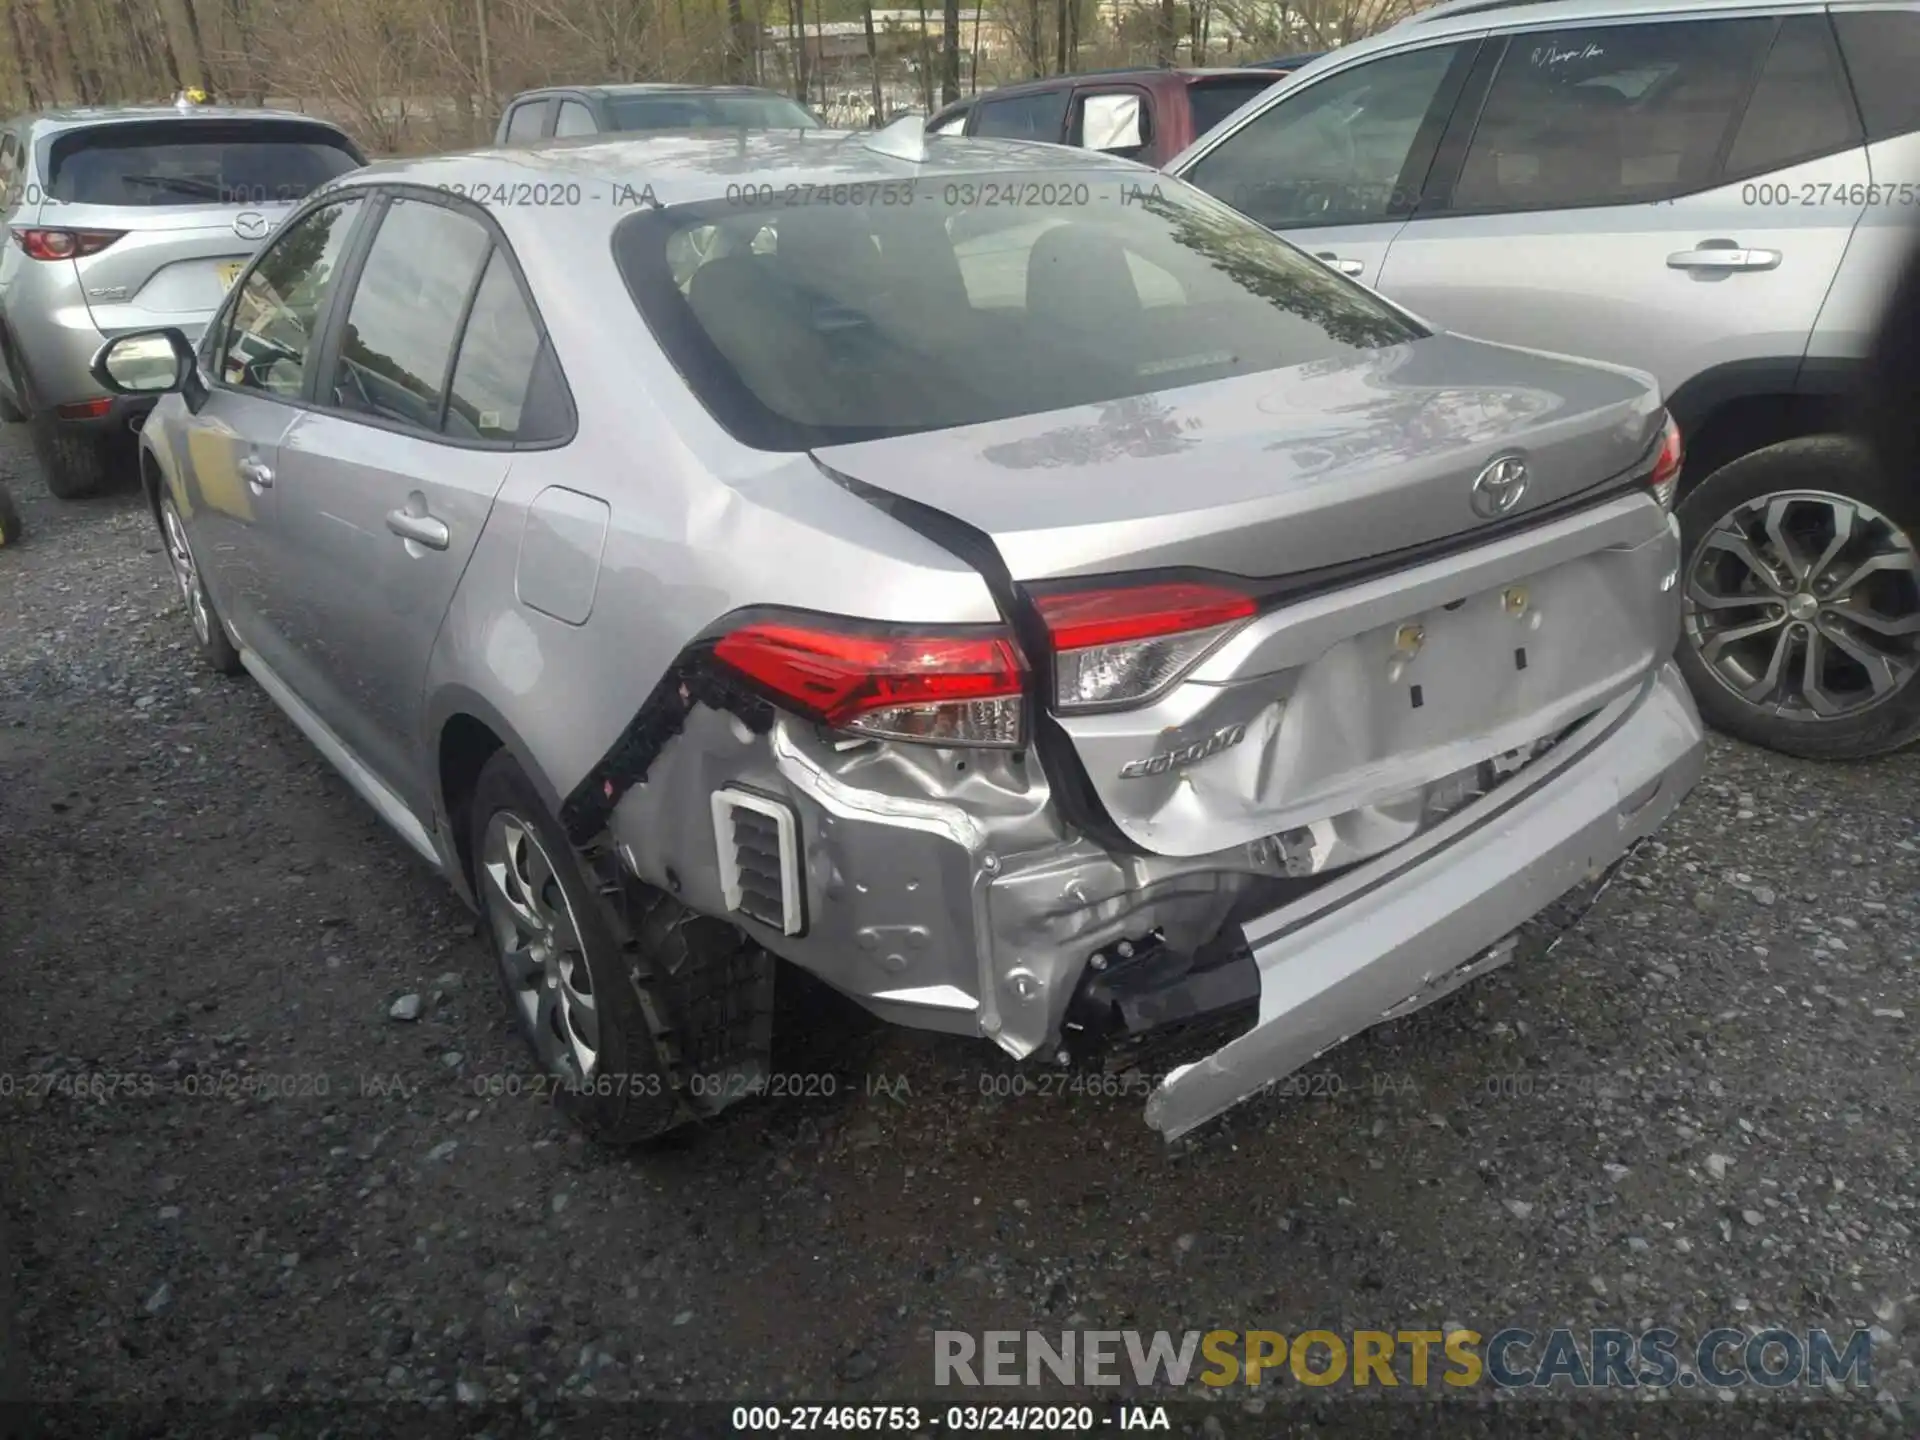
(1036, 582), (1258, 712)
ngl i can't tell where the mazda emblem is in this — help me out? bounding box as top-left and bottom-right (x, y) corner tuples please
(1470, 454), (1529, 519)
(233, 212), (269, 241)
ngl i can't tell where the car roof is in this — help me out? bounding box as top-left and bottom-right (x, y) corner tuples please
(1397, 0), (1831, 35)
(1256, 0), (1831, 87)
(508, 83), (801, 102)
(331, 129), (1143, 212)
(20, 105), (349, 135)
(951, 65), (1276, 100)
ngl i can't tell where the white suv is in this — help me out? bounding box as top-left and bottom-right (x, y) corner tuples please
(1171, 0), (1920, 758)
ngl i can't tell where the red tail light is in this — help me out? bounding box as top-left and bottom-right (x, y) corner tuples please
(56, 399), (113, 420)
(1036, 581), (1258, 711)
(713, 615), (1027, 747)
(10, 227), (125, 261)
(1646, 413), (1683, 510)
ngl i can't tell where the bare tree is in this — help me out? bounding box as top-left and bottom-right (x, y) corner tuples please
(940, 0), (958, 103)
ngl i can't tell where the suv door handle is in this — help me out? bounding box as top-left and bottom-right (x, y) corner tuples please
(238, 455), (273, 489)
(1314, 251), (1366, 276)
(1667, 244), (1781, 272)
(386, 506), (450, 551)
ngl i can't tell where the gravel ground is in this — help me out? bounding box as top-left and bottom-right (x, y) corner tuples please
(1, 431), (1916, 1438)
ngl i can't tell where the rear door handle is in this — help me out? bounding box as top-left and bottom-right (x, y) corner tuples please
(238, 455), (273, 489)
(1314, 251), (1366, 276)
(1667, 245), (1781, 272)
(386, 506), (450, 551)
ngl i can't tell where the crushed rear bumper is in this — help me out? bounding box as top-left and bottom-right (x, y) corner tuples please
(1143, 658), (1704, 1141)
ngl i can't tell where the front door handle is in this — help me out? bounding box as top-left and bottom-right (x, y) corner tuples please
(386, 505), (450, 551)
(1315, 251), (1366, 276)
(1667, 243), (1781, 272)
(238, 454), (273, 489)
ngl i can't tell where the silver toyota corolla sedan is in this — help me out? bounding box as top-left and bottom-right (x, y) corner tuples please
(92, 121), (1705, 1143)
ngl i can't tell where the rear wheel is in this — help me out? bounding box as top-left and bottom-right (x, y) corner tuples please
(159, 493), (243, 675)
(469, 750), (775, 1144)
(1676, 436), (1920, 759)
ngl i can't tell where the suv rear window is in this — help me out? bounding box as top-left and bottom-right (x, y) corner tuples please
(614, 172), (1424, 451)
(45, 121), (363, 207)
(1188, 77), (1281, 138)
(605, 94), (819, 131)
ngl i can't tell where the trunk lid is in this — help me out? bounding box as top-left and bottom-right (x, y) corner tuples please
(815, 334), (1680, 859)
(810, 333), (1665, 584)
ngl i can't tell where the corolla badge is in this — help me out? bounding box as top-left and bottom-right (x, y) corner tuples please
(1470, 454), (1529, 519)
(233, 211), (270, 241)
(1119, 723), (1247, 779)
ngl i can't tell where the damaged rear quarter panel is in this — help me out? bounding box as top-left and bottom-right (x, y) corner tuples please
(418, 291), (1004, 851)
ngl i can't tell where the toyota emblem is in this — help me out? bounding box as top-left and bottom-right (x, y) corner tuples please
(233, 211), (269, 241)
(1470, 454), (1529, 519)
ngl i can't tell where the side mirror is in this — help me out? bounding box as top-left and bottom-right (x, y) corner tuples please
(90, 328), (195, 396)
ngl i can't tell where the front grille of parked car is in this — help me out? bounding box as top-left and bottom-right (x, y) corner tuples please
(710, 788), (803, 936)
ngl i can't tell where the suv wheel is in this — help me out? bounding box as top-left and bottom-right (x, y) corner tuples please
(159, 493), (243, 674)
(0, 333), (26, 424)
(469, 750), (776, 1144)
(30, 411), (118, 500)
(1676, 436), (1920, 759)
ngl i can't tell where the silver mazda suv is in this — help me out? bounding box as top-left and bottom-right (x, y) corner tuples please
(0, 100), (363, 496)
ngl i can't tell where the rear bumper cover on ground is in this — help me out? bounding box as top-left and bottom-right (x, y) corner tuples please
(1143, 658), (1705, 1140)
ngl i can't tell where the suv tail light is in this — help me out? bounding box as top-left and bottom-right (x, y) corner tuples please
(713, 615), (1027, 747)
(1036, 581), (1257, 711)
(1645, 412), (1683, 510)
(10, 228), (125, 261)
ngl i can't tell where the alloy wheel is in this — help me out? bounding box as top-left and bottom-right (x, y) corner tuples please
(480, 812), (600, 1082)
(1684, 489), (1920, 721)
(160, 502), (212, 647)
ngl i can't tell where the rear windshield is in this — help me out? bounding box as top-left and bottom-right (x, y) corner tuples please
(1187, 77), (1282, 138)
(45, 121), (363, 207)
(614, 171), (1425, 451)
(605, 94), (821, 132)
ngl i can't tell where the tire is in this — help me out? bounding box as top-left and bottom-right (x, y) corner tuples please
(30, 412), (117, 500)
(1675, 435), (1920, 760)
(158, 492), (243, 675)
(0, 332), (27, 424)
(0, 484), (20, 547)
(468, 749), (776, 1145)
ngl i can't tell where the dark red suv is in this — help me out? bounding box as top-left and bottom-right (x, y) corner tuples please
(924, 66), (1292, 168)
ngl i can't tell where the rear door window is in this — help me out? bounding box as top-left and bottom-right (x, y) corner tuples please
(554, 100), (598, 137)
(971, 90), (1071, 141)
(1721, 15), (1861, 180)
(444, 249), (552, 443)
(1070, 89), (1151, 161)
(326, 196), (493, 433)
(1832, 9), (1920, 142)
(1448, 20), (1775, 212)
(45, 121), (363, 207)
(503, 101), (551, 143)
(1186, 76), (1282, 139)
